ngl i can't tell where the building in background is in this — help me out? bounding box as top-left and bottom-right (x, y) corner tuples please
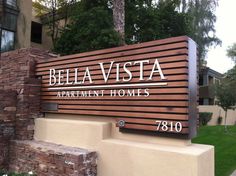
(199, 66), (223, 105)
(0, 0), (19, 53)
(0, 0), (53, 54)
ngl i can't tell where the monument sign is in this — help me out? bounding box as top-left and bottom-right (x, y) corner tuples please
(36, 36), (198, 138)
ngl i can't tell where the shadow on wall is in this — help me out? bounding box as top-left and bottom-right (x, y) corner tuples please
(199, 105), (236, 126)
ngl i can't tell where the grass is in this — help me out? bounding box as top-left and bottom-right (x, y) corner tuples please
(192, 125), (236, 176)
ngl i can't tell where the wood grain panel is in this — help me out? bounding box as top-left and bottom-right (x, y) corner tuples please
(116, 118), (189, 127)
(41, 74), (188, 88)
(36, 36), (197, 138)
(36, 42), (188, 70)
(41, 67), (188, 80)
(42, 87), (188, 95)
(58, 105), (188, 114)
(50, 109), (189, 120)
(37, 36), (188, 64)
(36, 55), (188, 76)
(120, 124), (188, 134)
(43, 100), (188, 107)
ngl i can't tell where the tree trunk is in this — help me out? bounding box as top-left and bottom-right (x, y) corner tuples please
(224, 109), (228, 132)
(112, 0), (125, 45)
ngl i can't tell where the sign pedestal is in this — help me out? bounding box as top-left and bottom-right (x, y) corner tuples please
(35, 115), (214, 176)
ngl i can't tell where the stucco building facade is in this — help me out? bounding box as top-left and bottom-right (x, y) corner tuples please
(0, 0), (52, 54)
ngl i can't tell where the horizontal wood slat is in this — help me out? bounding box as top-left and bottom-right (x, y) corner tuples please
(47, 109), (189, 120)
(36, 56), (188, 76)
(120, 124), (188, 134)
(43, 100), (189, 107)
(41, 67), (188, 80)
(37, 36), (188, 64)
(42, 87), (188, 95)
(41, 74), (188, 88)
(116, 118), (189, 127)
(58, 105), (188, 114)
(36, 42), (188, 70)
(36, 36), (197, 137)
(41, 94), (188, 100)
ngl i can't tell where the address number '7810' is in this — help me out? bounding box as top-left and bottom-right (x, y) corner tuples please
(156, 120), (182, 133)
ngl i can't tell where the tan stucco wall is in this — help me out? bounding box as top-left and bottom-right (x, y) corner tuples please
(199, 105), (236, 125)
(16, 0), (32, 49)
(34, 114), (214, 176)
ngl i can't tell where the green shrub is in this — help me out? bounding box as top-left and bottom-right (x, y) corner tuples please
(199, 112), (213, 126)
(217, 116), (223, 125)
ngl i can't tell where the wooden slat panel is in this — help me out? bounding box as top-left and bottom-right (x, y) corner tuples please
(58, 105), (188, 114)
(41, 67), (188, 80)
(41, 74), (188, 88)
(119, 124), (188, 134)
(36, 36), (198, 137)
(42, 88), (188, 95)
(37, 60), (188, 77)
(41, 94), (188, 100)
(37, 36), (188, 64)
(42, 100), (189, 107)
(36, 54), (187, 76)
(36, 49), (188, 76)
(37, 42), (188, 69)
(116, 118), (189, 127)
(52, 109), (189, 120)
(41, 81), (189, 92)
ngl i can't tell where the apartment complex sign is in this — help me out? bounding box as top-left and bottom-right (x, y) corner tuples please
(48, 58), (167, 98)
(36, 36), (198, 138)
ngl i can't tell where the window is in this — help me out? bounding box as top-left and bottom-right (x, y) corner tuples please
(199, 75), (203, 86)
(1, 29), (15, 52)
(31, 21), (42, 44)
(6, 0), (17, 8)
(0, 0), (18, 53)
(199, 98), (204, 105)
(2, 12), (17, 30)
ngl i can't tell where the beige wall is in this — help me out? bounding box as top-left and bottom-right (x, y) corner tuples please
(16, 0), (32, 49)
(199, 105), (236, 125)
(18, 4), (72, 51)
(34, 114), (214, 176)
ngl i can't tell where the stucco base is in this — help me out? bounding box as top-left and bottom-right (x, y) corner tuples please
(34, 115), (214, 176)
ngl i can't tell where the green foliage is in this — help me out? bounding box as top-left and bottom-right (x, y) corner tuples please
(183, 0), (221, 59)
(227, 43), (236, 63)
(192, 125), (236, 176)
(52, 0), (220, 57)
(54, 6), (122, 55)
(125, 0), (191, 44)
(225, 65), (236, 83)
(199, 112), (213, 126)
(33, 0), (79, 47)
(125, 0), (220, 60)
(215, 73), (236, 131)
(215, 79), (236, 112)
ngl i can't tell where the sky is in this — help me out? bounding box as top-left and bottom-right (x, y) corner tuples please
(206, 0), (236, 74)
